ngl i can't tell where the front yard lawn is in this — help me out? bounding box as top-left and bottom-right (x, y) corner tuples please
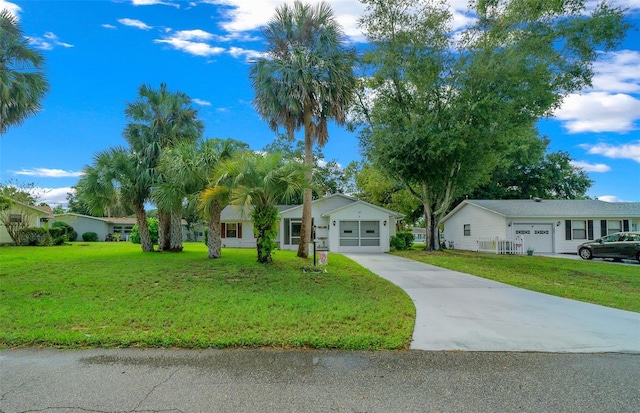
(0, 243), (415, 349)
(392, 248), (640, 313)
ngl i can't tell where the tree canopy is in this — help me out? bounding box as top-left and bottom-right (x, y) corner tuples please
(0, 9), (49, 135)
(250, 1), (356, 258)
(356, 0), (628, 250)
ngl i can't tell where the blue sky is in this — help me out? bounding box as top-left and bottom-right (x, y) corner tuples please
(1, 0), (639, 207)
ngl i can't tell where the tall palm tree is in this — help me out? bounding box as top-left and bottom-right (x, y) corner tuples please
(0, 9), (49, 135)
(123, 83), (204, 252)
(78, 147), (154, 252)
(201, 152), (309, 263)
(250, 1), (356, 258)
(157, 138), (247, 258)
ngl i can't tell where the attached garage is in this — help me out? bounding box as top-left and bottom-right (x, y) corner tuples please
(513, 223), (554, 253)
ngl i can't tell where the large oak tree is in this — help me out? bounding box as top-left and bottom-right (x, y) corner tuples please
(356, 0), (628, 250)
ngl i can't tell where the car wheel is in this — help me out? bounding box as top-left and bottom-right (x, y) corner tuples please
(637, 252), (640, 264)
(579, 248), (593, 260)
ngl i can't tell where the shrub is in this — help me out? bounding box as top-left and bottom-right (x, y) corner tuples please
(390, 232), (414, 250)
(51, 221), (77, 242)
(82, 232), (99, 242)
(48, 227), (68, 245)
(130, 218), (159, 245)
(17, 227), (52, 246)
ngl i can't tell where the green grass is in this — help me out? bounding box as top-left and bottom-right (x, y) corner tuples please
(392, 248), (640, 313)
(0, 243), (415, 350)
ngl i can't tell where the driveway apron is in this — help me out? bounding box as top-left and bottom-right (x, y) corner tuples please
(344, 253), (640, 353)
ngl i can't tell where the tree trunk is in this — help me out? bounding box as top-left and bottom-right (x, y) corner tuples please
(207, 199), (222, 259)
(297, 109), (314, 258)
(169, 212), (183, 252)
(157, 210), (171, 252)
(422, 203), (437, 251)
(135, 203), (154, 252)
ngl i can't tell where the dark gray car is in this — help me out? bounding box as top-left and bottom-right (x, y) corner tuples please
(578, 232), (640, 263)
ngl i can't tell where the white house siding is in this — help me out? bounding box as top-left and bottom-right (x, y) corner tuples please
(55, 215), (111, 241)
(442, 204), (506, 251)
(0, 203), (50, 244)
(220, 220), (256, 248)
(328, 204), (392, 253)
(555, 217), (638, 254)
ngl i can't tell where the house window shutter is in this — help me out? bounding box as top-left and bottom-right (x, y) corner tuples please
(221, 223), (226, 238)
(623, 219), (630, 232)
(600, 220), (607, 238)
(587, 220), (594, 240)
(565, 220), (571, 240)
(238, 223), (242, 238)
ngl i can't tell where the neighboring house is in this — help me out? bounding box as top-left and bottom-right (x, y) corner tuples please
(55, 213), (198, 242)
(441, 199), (640, 254)
(0, 200), (54, 244)
(412, 227), (426, 243)
(54, 214), (137, 241)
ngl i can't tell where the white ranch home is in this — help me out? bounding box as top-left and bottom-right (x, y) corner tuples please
(221, 194), (403, 253)
(0, 200), (54, 244)
(441, 199), (640, 254)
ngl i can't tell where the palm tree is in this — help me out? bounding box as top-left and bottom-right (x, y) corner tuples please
(156, 138), (247, 258)
(201, 152), (309, 263)
(250, 1), (356, 258)
(0, 9), (49, 135)
(78, 147), (154, 252)
(123, 83), (204, 252)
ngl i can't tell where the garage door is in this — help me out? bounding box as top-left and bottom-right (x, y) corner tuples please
(513, 224), (553, 253)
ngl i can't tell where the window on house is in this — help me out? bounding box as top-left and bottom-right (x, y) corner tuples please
(9, 214), (22, 223)
(463, 224), (471, 236)
(226, 223), (238, 238)
(572, 220), (586, 240)
(607, 220), (622, 235)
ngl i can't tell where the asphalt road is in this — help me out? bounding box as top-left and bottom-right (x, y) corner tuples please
(1, 348), (639, 413)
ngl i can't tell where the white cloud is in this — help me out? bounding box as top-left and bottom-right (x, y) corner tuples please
(591, 50), (640, 94)
(206, 0), (368, 42)
(13, 168), (84, 178)
(569, 161), (611, 172)
(171, 29), (215, 41)
(554, 92), (640, 133)
(38, 187), (74, 208)
(28, 32), (74, 50)
(131, 0), (179, 8)
(192, 98), (212, 106)
(597, 195), (624, 203)
(102, 24), (117, 29)
(0, 0), (20, 17)
(154, 37), (225, 57)
(580, 141), (640, 163)
(118, 18), (153, 30)
(228, 46), (266, 61)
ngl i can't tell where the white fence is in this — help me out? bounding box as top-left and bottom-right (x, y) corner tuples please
(477, 236), (525, 255)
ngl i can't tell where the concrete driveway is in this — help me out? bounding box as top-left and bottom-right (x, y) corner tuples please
(344, 253), (640, 353)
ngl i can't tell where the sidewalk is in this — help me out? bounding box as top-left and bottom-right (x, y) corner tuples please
(344, 253), (640, 353)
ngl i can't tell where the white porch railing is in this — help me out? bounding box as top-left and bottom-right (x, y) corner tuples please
(477, 236), (525, 255)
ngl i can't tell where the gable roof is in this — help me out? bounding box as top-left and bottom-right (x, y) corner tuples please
(442, 199), (640, 222)
(278, 193), (403, 218)
(3, 199), (53, 217)
(320, 199), (404, 218)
